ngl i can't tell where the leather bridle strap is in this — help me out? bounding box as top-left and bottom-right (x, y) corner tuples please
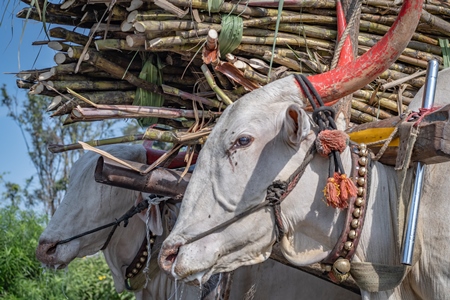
(54, 200), (149, 250)
(321, 143), (371, 282)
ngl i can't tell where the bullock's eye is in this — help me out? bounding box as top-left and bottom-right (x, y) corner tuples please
(232, 135), (253, 149)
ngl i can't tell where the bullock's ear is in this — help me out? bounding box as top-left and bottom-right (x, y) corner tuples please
(284, 104), (310, 145)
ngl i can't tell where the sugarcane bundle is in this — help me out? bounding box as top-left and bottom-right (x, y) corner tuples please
(12, 0), (450, 151)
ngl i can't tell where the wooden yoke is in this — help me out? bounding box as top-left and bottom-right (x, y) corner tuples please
(347, 104), (450, 166)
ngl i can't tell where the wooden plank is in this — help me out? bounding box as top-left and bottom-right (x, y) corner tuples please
(347, 103), (450, 165)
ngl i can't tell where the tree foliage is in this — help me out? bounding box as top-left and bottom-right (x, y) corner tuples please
(0, 85), (114, 214)
(0, 86), (134, 298)
(0, 205), (134, 300)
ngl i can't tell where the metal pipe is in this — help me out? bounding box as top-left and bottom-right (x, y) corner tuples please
(401, 59), (439, 265)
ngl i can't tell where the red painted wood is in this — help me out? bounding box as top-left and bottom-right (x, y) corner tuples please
(142, 140), (197, 168)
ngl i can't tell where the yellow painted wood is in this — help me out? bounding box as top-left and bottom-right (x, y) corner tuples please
(348, 127), (400, 147)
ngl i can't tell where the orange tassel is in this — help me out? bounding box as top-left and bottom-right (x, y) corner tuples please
(339, 174), (357, 203)
(323, 177), (341, 208)
(323, 172), (352, 209)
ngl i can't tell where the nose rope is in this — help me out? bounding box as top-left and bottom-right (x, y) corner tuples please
(182, 201), (270, 245)
(182, 143), (317, 246)
(54, 200), (149, 250)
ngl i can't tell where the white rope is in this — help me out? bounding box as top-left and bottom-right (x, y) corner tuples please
(143, 199), (152, 289)
(142, 194), (171, 288)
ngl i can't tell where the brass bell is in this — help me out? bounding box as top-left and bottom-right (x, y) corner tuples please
(348, 230), (357, 240)
(359, 148), (368, 157)
(344, 241), (353, 251)
(143, 251), (148, 256)
(136, 263), (142, 268)
(321, 264), (332, 272)
(358, 143), (367, 151)
(355, 197), (364, 207)
(358, 156), (367, 166)
(358, 167), (367, 176)
(351, 219), (359, 229)
(353, 208), (361, 218)
(140, 257), (146, 263)
(357, 187), (364, 196)
(333, 258), (351, 274)
(127, 273), (133, 278)
(357, 177), (365, 186)
(132, 268), (139, 274)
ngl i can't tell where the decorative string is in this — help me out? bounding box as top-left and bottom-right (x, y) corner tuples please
(294, 74), (357, 209)
(143, 194), (170, 287)
(143, 199), (152, 289)
(330, 0), (363, 69)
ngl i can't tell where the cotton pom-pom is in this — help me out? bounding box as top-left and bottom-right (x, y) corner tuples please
(315, 130), (349, 156)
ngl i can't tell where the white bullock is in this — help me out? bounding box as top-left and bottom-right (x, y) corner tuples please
(159, 66), (450, 300)
(36, 144), (359, 299)
(36, 144), (207, 299)
(158, 1), (450, 298)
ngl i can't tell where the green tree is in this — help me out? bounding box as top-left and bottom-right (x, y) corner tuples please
(1, 86), (114, 214)
(0, 87), (135, 298)
(0, 205), (134, 299)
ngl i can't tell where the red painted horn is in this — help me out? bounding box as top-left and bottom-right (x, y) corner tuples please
(308, 0), (423, 102)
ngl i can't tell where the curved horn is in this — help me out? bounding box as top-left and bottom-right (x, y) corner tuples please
(309, 0), (423, 102)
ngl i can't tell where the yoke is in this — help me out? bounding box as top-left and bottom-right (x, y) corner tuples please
(347, 103), (450, 166)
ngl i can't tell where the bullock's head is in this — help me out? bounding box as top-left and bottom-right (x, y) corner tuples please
(159, 0), (423, 284)
(36, 144), (147, 292)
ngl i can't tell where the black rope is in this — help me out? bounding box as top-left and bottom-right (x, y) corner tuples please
(294, 74), (347, 178)
(266, 180), (288, 240)
(55, 200), (149, 250)
(183, 201), (271, 246)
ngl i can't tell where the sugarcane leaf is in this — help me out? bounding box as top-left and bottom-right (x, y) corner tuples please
(267, 0), (284, 82)
(41, 0), (50, 40)
(439, 38), (450, 69)
(78, 141), (142, 172)
(133, 55), (165, 127)
(218, 15), (243, 56)
(207, 0), (223, 13)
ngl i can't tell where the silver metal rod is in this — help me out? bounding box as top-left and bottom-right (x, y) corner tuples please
(401, 162), (425, 265)
(421, 60), (439, 109)
(401, 59), (439, 265)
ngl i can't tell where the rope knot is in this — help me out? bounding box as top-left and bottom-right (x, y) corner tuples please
(312, 106), (336, 127)
(266, 180), (288, 205)
(407, 106), (441, 127)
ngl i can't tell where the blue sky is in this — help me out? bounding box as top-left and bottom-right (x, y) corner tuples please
(0, 1), (58, 197)
(0, 2), (132, 205)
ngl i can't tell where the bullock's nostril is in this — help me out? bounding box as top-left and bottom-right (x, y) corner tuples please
(165, 253), (177, 264)
(36, 241), (59, 264)
(159, 243), (181, 275)
(46, 244), (57, 255)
